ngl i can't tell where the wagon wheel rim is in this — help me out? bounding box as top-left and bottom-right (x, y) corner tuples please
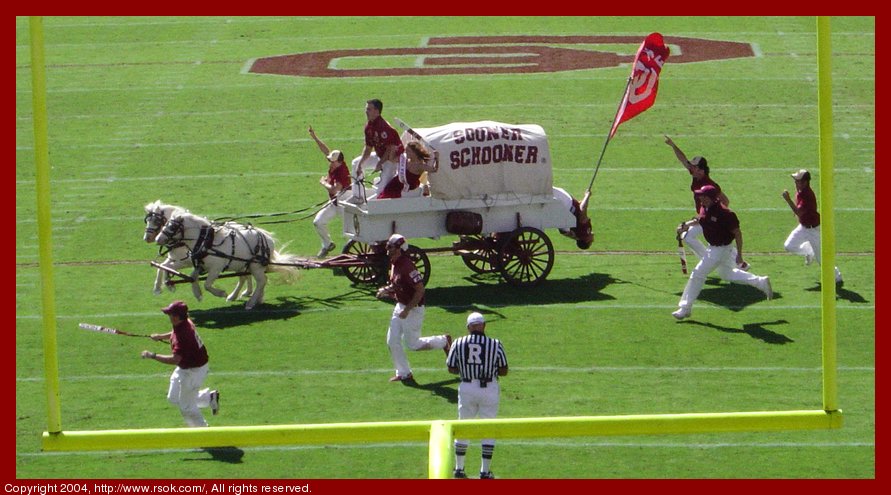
(406, 245), (431, 286)
(459, 234), (499, 274)
(341, 240), (387, 285)
(498, 227), (554, 287)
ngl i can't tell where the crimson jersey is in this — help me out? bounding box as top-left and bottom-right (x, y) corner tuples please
(377, 169), (421, 199)
(170, 319), (208, 369)
(326, 163), (351, 199)
(569, 197), (592, 239)
(389, 253), (425, 306)
(697, 203), (740, 247)
(795, 186), (820, 228)
(365, 116), (404, 158)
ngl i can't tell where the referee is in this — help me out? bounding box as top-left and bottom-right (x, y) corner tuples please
(446, 312), (509, 479)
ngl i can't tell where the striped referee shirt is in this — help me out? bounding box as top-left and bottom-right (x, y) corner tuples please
(446, 333), (508, 381)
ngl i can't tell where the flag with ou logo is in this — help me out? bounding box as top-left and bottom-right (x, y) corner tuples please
(609, 32), (670, 140)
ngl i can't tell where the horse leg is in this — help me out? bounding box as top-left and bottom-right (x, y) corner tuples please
(163, 255), (189, 294)
(203, 268), (229, 298)
(190, 269), (204, 301)
(154, 255), (177, 295)
(226, 275), (245, 301)
(240, 275), (254, 298)
(244, 268), (267, 310)
(153, 268), (165, 295)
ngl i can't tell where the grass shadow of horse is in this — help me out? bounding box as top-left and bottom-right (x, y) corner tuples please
(189, 289), (373, 329)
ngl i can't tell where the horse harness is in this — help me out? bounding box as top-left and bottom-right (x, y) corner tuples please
(162, 219), (272, 274)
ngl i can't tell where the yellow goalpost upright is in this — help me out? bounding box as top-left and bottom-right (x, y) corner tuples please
(31, 16), (842, 479)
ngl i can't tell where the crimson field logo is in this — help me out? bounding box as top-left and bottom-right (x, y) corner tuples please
(249, 35), (754, 77)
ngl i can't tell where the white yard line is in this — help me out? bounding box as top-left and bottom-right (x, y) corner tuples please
(12, 301), (877, 323)
(15, 364), (875, 383)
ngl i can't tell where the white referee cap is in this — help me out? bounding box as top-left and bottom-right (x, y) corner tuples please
(466, 312), (485, 327)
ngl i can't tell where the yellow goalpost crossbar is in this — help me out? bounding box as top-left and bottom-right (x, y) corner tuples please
(41, 411), (843, 477)
(31, 17), (843, 479)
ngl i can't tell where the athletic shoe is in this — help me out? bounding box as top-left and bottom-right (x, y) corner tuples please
(444, 334), (453, 357)
(389, 373), (413, 382)
(317, 243), (336, 258)
(210, 390), (220, 415)
(479, 471), (495, 479)
(758, 276), (773, 300)
(836, 276), (844, 288)
(453, 469), (467, 479)
(672, 308), (691, 320)
(805, 253), (815, 266)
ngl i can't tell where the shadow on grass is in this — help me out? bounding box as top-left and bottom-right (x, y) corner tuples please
(190, 288), (375, 329)
(806, 282), (869, 303)
(426, 272), (618, 316)
(182, 446), (245, 464)
(402, 376), (461, 404)
(676, 319), (794, 344)
(692, 283), (777, 312)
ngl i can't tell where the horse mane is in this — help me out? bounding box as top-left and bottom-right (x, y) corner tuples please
(171, 212), (280, 242)
(145, 200), (188, 218)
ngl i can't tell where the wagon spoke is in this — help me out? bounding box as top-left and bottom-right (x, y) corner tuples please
(498, 227), (554, 287)
(341, 240), (387, 285)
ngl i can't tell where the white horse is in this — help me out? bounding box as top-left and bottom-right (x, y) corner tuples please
(155, 211), (301, 310)
(143, 200), (253, 299)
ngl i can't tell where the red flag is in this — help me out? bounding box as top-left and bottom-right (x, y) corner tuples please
(609, 33), (670, 140)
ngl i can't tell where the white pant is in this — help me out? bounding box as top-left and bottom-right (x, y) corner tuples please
(683, 224), (708, 259)
(351, 153), (397, 202)
(784, 224), (842, 281)
(456, 380), (500, 447)
(167, 364), (212, 427)
(386, 303), (448, 377)
(678, 244), (766, 311)
(313, 190), (350, 249)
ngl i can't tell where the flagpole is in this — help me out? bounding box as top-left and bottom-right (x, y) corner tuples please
(586, 76), (632, 195)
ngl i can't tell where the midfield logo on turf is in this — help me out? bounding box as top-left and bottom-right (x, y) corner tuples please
(248, 35), (754, 77)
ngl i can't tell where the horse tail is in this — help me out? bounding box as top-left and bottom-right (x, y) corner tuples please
(266, 242), (303, 284)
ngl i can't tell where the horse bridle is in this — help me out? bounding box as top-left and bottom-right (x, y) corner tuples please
(158, 217), (186, 245)
(144, 211), (168, 239)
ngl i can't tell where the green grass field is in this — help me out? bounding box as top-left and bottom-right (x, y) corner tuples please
(15, 16), (874, 479)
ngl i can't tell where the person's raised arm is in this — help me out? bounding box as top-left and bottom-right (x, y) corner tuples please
(308, 126), (331, 156)
(664, 135), (693, 171)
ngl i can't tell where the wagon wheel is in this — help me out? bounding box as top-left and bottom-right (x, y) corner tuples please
(497, 227), (555, 287)
(459, 234), (500, 274)
(341, 240), (387, 285)
(406, 245), (432, 286)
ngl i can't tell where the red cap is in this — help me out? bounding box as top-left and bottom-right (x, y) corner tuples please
(162, 300), (189, 317)
(693, 185), (719, 198)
